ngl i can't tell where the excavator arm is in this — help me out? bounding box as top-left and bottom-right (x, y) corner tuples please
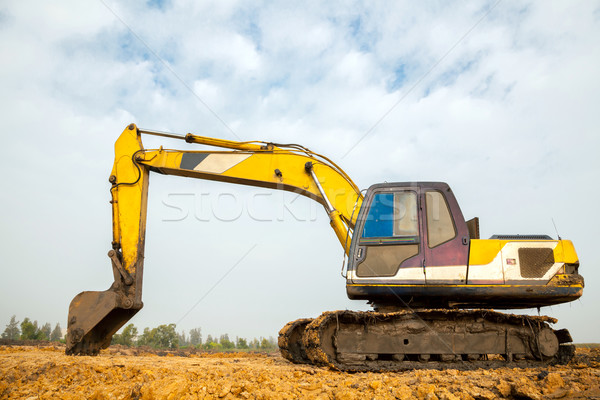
(66, 124), (363, 355)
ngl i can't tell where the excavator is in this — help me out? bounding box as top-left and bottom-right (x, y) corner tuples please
(66, 124), (584, 370)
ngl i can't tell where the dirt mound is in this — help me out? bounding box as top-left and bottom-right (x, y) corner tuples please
(0, 346), (598, 399)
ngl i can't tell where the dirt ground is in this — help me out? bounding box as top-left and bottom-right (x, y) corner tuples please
(0, 344), (598, 400)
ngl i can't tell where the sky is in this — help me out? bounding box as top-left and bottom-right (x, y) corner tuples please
(0, 1), (599, 343)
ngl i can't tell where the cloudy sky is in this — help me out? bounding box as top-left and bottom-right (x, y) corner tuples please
(1, 1), (599, 343)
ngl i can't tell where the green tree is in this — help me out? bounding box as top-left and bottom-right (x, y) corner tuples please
(113, 323), (138, 346)
(50, 323), (62, 341)
(236, 337), (248, 349)
(121, 324), (138, 346)
(249, 338), (259, 349)
(136, 327), (151, 347)
(20, 318), (39, 340)
(40, 323), (52, 341)
(136, 324), (178, 349)
(177, 331), (188, 347)
(189, 328), (202, 346)
(219, 334), (235, 350)
(258, 336), (276, 350)
(153, 324), (178, 348)
(260, 338), (270, 350)
(1, 315), (20, 340)
(202, 334), (221, 350)
(111, 333), (122, 345)
(203, 341), (222, 350)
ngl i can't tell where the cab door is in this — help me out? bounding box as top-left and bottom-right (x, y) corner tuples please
(349, 186), (426, 284)
(421, 186), (470, 284)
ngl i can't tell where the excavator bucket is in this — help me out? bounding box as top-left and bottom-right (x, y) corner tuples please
(66, 289), (141, 355)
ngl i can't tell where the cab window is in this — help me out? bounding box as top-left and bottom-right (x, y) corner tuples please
(425, 191), (456, 247)
(362, 191), (418, 238)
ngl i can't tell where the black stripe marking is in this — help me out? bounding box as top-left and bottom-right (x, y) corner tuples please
(180, 153), (209, 170)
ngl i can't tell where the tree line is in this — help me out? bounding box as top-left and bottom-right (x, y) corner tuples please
(112, 323), (277, 351)
(2, 316), (277, 351)
(1, 315), (63, 342)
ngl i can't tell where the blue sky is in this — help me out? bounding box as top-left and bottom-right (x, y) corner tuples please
(0, 1), (599, 342)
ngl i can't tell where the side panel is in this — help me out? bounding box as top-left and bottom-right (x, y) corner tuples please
(468, 240), (572, 285)
(501, 241), (561, 284)
(467, 240), (505, 284)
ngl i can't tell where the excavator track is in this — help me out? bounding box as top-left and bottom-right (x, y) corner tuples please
(280, 310), (575, 371)
(278, 318), (313, 364)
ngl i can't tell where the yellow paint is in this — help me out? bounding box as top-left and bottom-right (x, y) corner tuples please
(469, 238), (576, 267)
(468, 239), (503, 265)
(553, 240), (579, 263)
(110, 125), (148, 275)
(185, 133), (266, 151)
(112, 124), (364, 268)
(110, 124), (580, 285)
(138, 151), (363, 253)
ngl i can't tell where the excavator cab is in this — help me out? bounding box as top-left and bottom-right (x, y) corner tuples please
(346, 182), (583, 310)
(347, 182), (469, 282)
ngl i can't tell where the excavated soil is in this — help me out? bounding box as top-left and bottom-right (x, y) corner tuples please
(0, 344), (598, 399)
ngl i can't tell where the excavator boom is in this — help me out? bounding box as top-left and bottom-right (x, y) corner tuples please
(66, 124), (363, 354)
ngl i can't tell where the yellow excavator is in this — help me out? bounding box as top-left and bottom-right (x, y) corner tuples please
(67, 124), (584, 370)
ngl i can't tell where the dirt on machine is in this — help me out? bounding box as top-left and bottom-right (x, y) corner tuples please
(66, 124), (584, 370)
(279, 310), (576, 372)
